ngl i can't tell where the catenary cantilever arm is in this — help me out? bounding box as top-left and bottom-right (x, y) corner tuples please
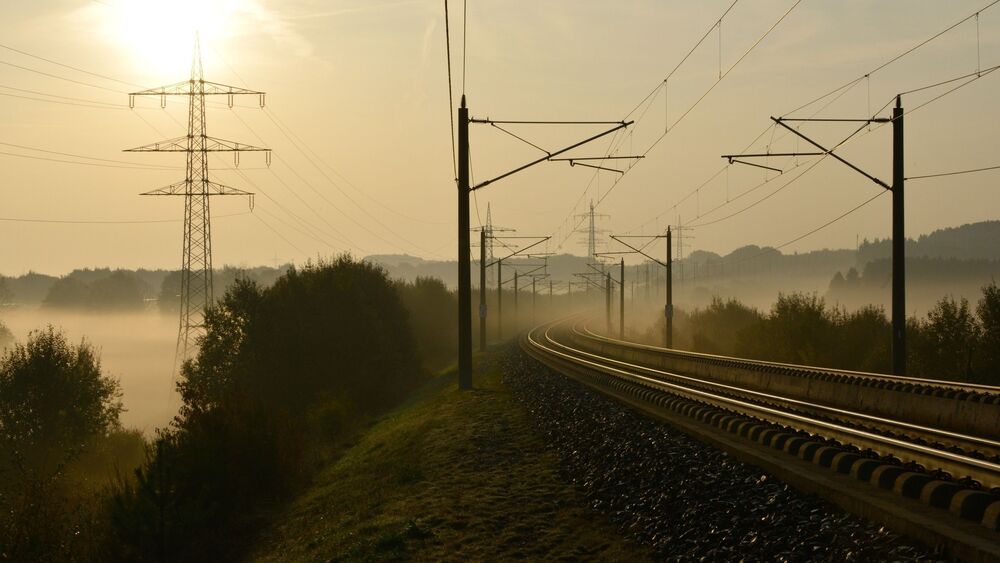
(472, 121), (633, 190)
(771, 117), (889, 190)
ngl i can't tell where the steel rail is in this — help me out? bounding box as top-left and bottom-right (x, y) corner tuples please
(576, 321), (1000, 396)
(526, 321), (1000, 489)
(561, 321), (1000, 456)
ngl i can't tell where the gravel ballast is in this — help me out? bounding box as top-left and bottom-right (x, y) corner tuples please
(501, 344), (939, 561)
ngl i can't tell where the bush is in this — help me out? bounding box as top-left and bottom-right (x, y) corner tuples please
(396, 277), (457, 369)
(112, 256), (424, 561)
(0, 327), (132, 561)
(975, 281), (1000, 383)
(687, 298), (762, 355)
(0, 327), (123, 473)
(0, 321), (13, 349)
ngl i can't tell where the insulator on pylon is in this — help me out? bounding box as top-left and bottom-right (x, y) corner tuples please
(259, 93), (265, 108)
(129, 95), (135, 109)
(228, 94), (234, 108)
(248, 194), (255, 211)
(234, 151), (240, 167)
(160, 94), (166, 108)
(265, 152), (272, 167)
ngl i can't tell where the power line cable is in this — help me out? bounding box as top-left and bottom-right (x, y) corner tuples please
(734, 191), (887, 265)
(0, 58), (123, 93)
(264, 108), (450, 225)
(0, 149), (176, 170)
(907, 164), (1000, 180)
(0, 211), (248, 225)
(252, 211), (310, 258)
(628, 12), (1000, 237)
(236, 109), (444, 256)
(0, 140), (176, 169)
(552, 0), (800, 249)
(782, 0), (1000, 117)
(445, 0), (458, 180)
(0, 42), (144, 88)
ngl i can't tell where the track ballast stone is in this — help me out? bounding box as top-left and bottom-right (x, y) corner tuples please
(501, 344), (938, 562)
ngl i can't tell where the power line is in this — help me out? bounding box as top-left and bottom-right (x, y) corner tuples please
(0, 140), (176, 169)
(220, 162), (361, 251)
(907, 163), (1000, 180)
(264, 108), (450, 226)
(444, 0), (457, 180)
(237, 109), (443, 256)
(899, 63), (1000, 96)
(0, 149), (177, 170)
(552, 0), (801, 250)
(628, 8), (1000, 238)
(0, 42), (143, 88)
(252, 211), (309, 258)
(0, 85), (129, 110)
(734, 191), (887, 265)
(0, 58), (123, 93)
(253, 213), (308, 257)
(0, 211), (248, 225)
(782, 0), (1000, 117)
(206, 42), (450, 251)
(462, 0), (468, 95)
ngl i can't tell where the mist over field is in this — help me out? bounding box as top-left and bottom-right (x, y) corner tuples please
(2, 309), (178, 432)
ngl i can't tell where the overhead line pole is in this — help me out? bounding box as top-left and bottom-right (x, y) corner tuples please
(892, 97), (905, 374)
(489, 236), (550, 342)
(606, 231), (671, 346)
(457, 96), (471, 389)
(721, 101), (905, 374)
(619, 258), (625, 338)
(479, 229), (487, 352)
(455, 99), (632, 390)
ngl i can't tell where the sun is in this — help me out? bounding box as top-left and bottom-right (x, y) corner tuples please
(99, 0), (247, 80)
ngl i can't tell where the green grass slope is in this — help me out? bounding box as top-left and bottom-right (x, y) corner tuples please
(249, 354), (646, 561)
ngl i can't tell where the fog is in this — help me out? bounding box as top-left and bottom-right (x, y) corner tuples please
(3, 309), (179, 434)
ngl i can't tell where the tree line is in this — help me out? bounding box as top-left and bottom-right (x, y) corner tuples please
(0, 257), (459, 561)
(650, 282), (1000, 384)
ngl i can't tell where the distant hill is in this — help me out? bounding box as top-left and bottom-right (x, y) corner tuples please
(0, 265), (291, 309)
(858, 220), (1000, 263)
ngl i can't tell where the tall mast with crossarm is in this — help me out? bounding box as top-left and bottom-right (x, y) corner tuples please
(125, 35), (270, 365)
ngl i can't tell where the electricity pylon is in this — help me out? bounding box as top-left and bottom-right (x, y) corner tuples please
(126, 36), (269, 364)
(576, 200), (609, 262)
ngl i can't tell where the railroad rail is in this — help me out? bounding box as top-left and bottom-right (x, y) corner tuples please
(522, 316), (1000, 547)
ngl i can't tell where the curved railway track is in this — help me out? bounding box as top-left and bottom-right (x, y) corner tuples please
(522, 316), (1000, 541)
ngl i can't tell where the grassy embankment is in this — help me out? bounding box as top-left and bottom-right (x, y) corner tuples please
(249, 352), (646, 561)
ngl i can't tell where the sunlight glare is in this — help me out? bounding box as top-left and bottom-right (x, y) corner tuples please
(105, 0), (246, 79)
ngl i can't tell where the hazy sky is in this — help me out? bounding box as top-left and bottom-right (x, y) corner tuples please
(1, 0), (998, 275)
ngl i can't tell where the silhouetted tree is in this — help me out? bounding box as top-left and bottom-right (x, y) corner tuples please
(0, 327), (122, 473)
(0, 321), (12, 350)
(0, 277), (12, 306)
(912, 296), (979, 380)
(975, 281), (1000, 384)
(742, 293), (833, 366)
(836, 305), (890, 372)
(113, 256), (423, 561)
(42, 277), (91, 309)
(396, 276), (457, 368)
(88, 271), (146, 311)
(687, 297), (762, 355)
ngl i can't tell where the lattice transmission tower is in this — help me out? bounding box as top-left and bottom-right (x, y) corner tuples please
(575, 200), (610, 264)
(125, 36), (270, 363)
(481, 203), (514, 285)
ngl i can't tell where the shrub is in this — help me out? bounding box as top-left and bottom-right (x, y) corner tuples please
(112, 256), (423, 561)
(0, 327), (130, 561)
(0, 327), (122, 473)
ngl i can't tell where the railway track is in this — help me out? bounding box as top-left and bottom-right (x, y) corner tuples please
(522, 316), (1000, 558)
